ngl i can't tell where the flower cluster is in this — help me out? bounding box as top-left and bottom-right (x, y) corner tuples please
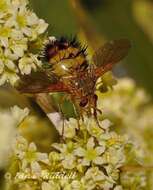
(5, 115), (146, 190)
(0, 0), (48, 85)
(98, 78), (153, 161)
(1, 74), (152, 190)
(98, 78), (153, 189)
(0, 106), (29, 169)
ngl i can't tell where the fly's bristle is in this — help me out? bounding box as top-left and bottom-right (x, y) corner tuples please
(41, 38), (57, 61)
(81, 45), (88, 54)
(41, 35), (88, 63)
(59, 36), (67, 43)
(70, 36), (80, 48)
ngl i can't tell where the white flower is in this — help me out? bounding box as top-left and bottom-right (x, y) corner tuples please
(16, 141), (49, 175)
(57, 118), (77, 138)
(0, 26), (11, 47)
(42, 181), (60, 190)
(103, 166), (120, 184)
(35, 19), (48, 36)
(61, 154), (76, 169)
(52, 142), (76, 169)
(74, 137), (105, 166)
(0, 70), (19, 86)
(8, 37), (28, 59)
(0, 0), (48, 86)
(19, 55), (39, 75)
(85, 118), (112, 138)
(0, 106), (29, 168)
(101, 119), (113, 130)
(0, 112), (16, 168)
(0, 0), (9, 12)
(83, 167), (115, 190)
(102, 181), (114, 190)
(114, 185), (123, 190)
(102, 147), (125, 168)
(13, 135), (28, 155)
(85, 167), (106, 181)
(11, 106), (29, 125)
(85, 117), (104, 138)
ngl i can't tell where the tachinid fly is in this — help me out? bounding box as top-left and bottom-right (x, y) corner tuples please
(17, 36), (131, 122)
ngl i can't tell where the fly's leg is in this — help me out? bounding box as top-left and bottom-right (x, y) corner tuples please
(94, 107), (102, 115)
(92, 94), (103, 130)
(57, 103), (65, 139)
(79, 106), (85, 122)
(58, 94), (68, 139)
(72, 103), (81, 130)
(93, 108), (103, 129)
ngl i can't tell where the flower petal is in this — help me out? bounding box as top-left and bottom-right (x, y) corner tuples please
(87, 137), (95, 149)
(81, 158), (90, 166)
(62, 154), (76, 169)
(29, 142), (37, 151)
(93, 156), (104, 165)
(74, 147), (85, 157)
(37, 153), (49, 164)
(31, 161), (41, 175)
(95, 146), (105, 155)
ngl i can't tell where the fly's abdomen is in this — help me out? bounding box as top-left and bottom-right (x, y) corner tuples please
(42, 36), (88, 77)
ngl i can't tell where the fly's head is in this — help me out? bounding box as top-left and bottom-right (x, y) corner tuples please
(73, 72), (97, 110)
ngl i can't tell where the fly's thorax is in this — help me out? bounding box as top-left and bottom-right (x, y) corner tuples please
(61, 73), (96, 109)
(72, 72), (96, 98)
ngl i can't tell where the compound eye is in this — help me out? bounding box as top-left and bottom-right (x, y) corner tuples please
(79, 97), (88, 107)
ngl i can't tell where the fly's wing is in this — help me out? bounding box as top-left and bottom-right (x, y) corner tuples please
(17, 71), (68, 94)
(93, 39), (131, 68)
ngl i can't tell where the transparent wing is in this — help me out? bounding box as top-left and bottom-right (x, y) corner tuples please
(17, 71), (68, 93)
(92, 39), (131, 67)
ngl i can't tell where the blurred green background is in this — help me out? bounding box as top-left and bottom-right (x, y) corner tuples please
(30, 0), (153, 98)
